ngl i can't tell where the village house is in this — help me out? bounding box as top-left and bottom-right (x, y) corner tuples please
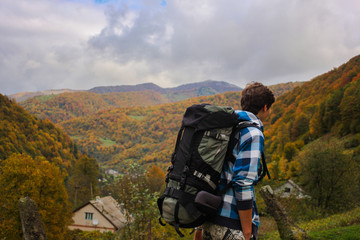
(274, 179), (310, 199)
(68, 196), (128, 233)
(105, 169), (120, 177)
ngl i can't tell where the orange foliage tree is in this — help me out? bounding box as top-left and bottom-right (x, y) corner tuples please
(0, 154), (72, 240)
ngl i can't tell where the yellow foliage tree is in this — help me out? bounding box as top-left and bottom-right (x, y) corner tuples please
(0, 153), (72, 240)
(146, 165), (166, 193)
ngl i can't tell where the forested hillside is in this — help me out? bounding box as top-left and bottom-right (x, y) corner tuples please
(19, 81), (238, 123)
(0, 94), (99, 239)
(264, 55), (360, 179)
(19, 81), (300, 124)
(268, 81), (303, 97)
(60, 91), (244, 171)
(0, 94), (78, 166)
(59, 81), (302, 171)
(14, 81), (303, 171)
(20, 90), (169, 123)
(261, 55), (360, 214)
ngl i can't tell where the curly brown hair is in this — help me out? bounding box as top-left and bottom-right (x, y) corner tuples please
(241, 82), (275, 114)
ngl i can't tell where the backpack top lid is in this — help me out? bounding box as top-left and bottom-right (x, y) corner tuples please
(181, 104), (238, 130)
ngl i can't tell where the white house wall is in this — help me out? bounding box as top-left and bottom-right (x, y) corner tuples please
(68, 204), (117, 233)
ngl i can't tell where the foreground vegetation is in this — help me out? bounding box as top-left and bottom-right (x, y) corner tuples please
(309, 224), (360, 240)
(66, 206), (360, 239)
(261, 207), (360, 240)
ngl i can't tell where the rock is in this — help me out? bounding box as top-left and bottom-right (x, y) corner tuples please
(18, 197), (47, 240)
(260, 185), (308, 240)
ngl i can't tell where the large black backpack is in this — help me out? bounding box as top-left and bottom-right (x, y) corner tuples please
(157, 104), (270, 236)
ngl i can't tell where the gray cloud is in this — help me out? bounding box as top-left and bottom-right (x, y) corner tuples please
(1, 0), (360, 95)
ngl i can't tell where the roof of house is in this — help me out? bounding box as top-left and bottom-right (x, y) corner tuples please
(74, 196), (128, 230)
(273, 179), (310, 199)
(286, 179), (305, 193)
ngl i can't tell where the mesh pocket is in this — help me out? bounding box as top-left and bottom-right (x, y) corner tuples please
(198, 127), (232, 173)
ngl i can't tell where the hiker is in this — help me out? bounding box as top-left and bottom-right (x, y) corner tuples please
(194, 82), (275, 240)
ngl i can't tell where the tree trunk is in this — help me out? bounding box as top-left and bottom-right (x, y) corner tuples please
(259, 185), (308, 240)
(18, 197), (47, 240)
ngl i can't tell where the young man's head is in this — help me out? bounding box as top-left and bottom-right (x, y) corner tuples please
(241, 82), (275, 117)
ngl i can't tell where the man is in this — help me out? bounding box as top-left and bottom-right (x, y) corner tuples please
(195, 82), (275, 240)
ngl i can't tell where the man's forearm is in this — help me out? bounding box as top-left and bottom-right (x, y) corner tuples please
(193, 228), (203, 240)
(239, 209), (252, 240)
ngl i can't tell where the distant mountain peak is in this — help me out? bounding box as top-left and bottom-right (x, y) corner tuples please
(10, 80), (242, 101)
(88, 82), (165, 94)
(166, 80), (242, 93)
(88, 80), (242, 94)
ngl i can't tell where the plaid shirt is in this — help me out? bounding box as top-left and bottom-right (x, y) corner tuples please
(209, 110), (263, 237)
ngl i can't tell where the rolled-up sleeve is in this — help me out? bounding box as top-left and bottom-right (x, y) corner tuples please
(232, 128), (263, 210)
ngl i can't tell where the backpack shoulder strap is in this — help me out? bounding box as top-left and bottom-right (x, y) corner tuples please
(257, 151), (271, 183)
(226, 121), (259, 164)
(226, 121), (271, 180)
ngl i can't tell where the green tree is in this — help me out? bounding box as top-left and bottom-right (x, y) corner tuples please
(67, 155), (100, 208)
(297, 137), (358, 211)
(0, 153), (72, 240)
(284, 142), (298, 161)
(113, 163), (158, 240)
(112, 162), (188, 240)
(290, 113), (309, 140)
(322, 89), (344, 131)
(340, 80), (360, 134)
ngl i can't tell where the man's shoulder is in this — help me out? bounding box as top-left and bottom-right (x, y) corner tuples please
(239, 124), (263, 137)
(239, 126), (264, 147)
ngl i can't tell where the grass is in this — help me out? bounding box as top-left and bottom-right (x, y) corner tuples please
(260, 207), (360, 240)
(309, 224), (360, 240)
(99, 137), (117, 147)
(35, 94), (56, 102)
(70, 135), (81, 140)
(129, 115), (145, 120)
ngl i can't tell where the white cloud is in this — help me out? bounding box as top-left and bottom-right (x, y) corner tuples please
(0, 0), (360, 94)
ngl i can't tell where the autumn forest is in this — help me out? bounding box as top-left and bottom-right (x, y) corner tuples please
(1, 55), (360, 239)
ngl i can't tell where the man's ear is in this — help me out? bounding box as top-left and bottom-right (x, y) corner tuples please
(263, 105), (268, 112)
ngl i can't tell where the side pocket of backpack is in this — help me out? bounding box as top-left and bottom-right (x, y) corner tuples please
(198, 127), (233, 173)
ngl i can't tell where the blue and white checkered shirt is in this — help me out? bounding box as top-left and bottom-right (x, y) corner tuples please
(209, 110), (263, 237)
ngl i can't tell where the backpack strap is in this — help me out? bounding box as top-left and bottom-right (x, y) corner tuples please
(226, 121), (259, 163)
(179, 127), (196, 190)
(174, 202), (185, 237)
(256, 151), (271, 183)
(226, 121), (271, 183)
(172, 127), (185, 163)
(166, 127), (184, 183)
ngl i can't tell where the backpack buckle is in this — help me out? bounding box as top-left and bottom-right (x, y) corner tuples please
(171, 152), (176, 163)
(180, 175), (187, 189)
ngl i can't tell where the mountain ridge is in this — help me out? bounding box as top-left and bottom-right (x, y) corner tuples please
(19, 81), (301, 123)
(10, 80), (242, 102)
(89, 82), (166, 94)
(88, 80), (242, 94)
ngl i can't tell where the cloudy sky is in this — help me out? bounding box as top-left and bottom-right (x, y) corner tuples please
(1, 0), (359, 95)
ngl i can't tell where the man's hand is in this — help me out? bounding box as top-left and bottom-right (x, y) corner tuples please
(193, 228), (203, 240)
(238, 209), (252, 240)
